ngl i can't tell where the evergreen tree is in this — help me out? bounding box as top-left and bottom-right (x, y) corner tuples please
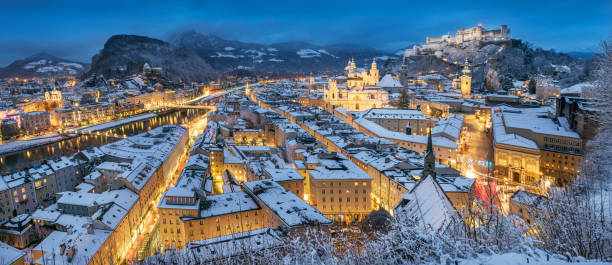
(527, 77), (537, 94)
(501, 73), (514, 90)
(398, 88), (411, 109)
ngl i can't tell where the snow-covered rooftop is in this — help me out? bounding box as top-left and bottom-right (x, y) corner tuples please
(263, 167), (304, 182)
(198, 191), (260, 219)
(377, 74), (403, 88)
(308, 154), (372, 180)
(0, 241), (25, 264)
(394, 175), (460, 234)
(243, 180), (331, 227)
(361, 108), (426, 120)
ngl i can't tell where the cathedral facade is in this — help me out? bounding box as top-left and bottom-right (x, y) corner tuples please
(324, 59), (389, 111)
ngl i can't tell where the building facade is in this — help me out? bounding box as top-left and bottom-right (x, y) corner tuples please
(324, 59), (389, 111)
(20, 111), (51, 134)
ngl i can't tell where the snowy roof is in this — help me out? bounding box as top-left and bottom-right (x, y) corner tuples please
(33, 229), (111, 265)
(561, 82), (593, 96)
(501, 107), (579, 138)
(185, 228), (284, 262)
(263, 167), (304, 182)
(184, 153), (210, 171)
(491, 110), (539, 150)
(95, 189), (138, 212)
(394, 175), (460, 234)
(510, 190), (547, 209)
(361, 108), (426, 120)
(75, 182), (95, 193)
(243, 180), (331, 227)
(377, 74), (402, 88)
(308, 155), (372, 180)
(431, 115), (463, 141)
(354, 118), (458, 149)
(165, 186), (195, 198)
(198, 192), (260, 219)
(46, 156), (77, 170)
(32, 208), (62, 222)
(437, 176), (475, 193)
(57, 191), (99, 207)
(0, 241), (25, 264)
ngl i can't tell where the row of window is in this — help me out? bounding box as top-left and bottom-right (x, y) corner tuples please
(321, 197), (368, 203)
(321, 205), (369, 211)
(320, 181), (367, 187)
(543, 144), (581, 153)
(321, 189), (367, 195)
(543, 137), (580, 147)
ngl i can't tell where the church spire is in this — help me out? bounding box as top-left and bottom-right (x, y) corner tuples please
(427, 131), (433, 152)
(371, 57), (377, 70)
(422, 132), (436, 179)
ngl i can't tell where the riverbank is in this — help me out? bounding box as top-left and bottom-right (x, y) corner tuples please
(77, 113), (158, 133)
(0, 112), (158, 156)
(0, 134), (65, 156)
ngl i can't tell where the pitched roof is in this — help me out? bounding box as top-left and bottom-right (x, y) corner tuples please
(394, 175), (460, 234)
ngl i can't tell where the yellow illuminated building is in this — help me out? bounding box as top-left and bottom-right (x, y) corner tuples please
(324, 58), (389, 111)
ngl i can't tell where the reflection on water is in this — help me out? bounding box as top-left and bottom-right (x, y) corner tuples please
(0, 108), (207, 174)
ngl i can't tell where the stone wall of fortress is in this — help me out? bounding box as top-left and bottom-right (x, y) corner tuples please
(425, 25), (510, 45)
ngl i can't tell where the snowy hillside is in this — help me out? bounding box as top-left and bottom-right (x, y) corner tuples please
(0, 53), (89, 79)
(168, 30), (391, 73)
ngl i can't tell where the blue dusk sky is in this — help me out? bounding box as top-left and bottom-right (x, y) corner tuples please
(0, 0), (610, 66)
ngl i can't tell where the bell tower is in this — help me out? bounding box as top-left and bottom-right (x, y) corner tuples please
(326, 78), (338, 100)
(368, 58), (380, 85)
(460, 59), (472, 97)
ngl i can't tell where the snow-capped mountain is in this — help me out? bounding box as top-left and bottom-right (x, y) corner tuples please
(168, 30), (393, 73)
(86, 34), (215, 82)
(0, 53), (89, 79)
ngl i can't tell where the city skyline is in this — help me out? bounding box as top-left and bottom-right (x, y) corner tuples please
(1, 0), (611, 66)
(0, 2), (610, 264)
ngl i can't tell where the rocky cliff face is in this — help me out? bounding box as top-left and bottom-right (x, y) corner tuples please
(388, 40), (590, 91)
(168, 30), (391, 73)
(86, 35), (215, 82)
(0, 53), (89, 79)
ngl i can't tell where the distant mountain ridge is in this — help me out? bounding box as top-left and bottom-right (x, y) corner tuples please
(0, 53), (89, 79)
(168, 30), (392, 73)
(566, 51), (594, 60)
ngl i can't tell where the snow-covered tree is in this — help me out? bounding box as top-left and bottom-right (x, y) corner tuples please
(531, 39), (612, 261)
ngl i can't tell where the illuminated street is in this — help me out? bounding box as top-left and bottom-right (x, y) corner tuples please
(460, 114), (493, 178)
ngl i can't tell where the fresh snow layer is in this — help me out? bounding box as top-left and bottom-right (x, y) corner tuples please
(79, 113), (158, 133)
(296, 49), (321, 58)
(0, 135), (64, 155)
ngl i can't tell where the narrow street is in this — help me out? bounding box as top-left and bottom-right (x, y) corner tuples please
(460, 114), (493, 178)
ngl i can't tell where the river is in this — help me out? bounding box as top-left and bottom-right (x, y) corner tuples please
(0, 108), (208, 173)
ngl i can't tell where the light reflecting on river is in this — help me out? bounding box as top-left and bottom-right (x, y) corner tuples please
(0, 108), (207, 174)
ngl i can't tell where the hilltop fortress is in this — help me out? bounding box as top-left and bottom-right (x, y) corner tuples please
(406, 24), (511, 56)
